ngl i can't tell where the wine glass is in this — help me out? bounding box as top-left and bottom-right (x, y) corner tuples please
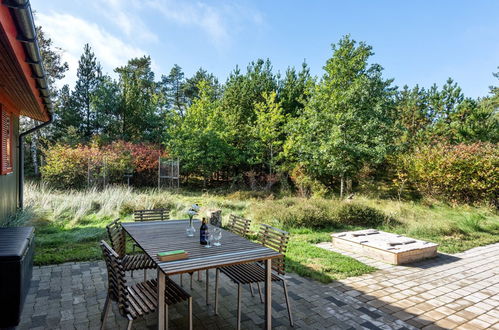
(205, 233), (213, 248)
(213, 227), (222, 246)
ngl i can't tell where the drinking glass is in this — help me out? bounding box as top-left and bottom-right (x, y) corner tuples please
(213, 227), (222, 246)
(205, 233), (213, 248)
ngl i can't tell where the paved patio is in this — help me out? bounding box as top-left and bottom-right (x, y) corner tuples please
(17, 243), (499, 329)
(18, 264), (413, 330)
(319, 242), (499, 329)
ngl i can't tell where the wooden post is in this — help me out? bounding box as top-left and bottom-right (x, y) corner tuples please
(157, 269), (167, 329)
(265, 258), (272, 329)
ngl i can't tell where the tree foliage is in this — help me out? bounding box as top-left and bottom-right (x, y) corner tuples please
(286, 36), (398, 189)
(36, 31), (498, 204)
(115, 56), (163, 142)
(396, 143), (498, 206)
(168, 81), (232, 183)
(73, 44), (102, 139)
(35, 25), (69, 93)
(253, 91), (287, 176)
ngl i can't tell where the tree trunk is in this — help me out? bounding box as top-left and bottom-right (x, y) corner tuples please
(269, 145), (273, 177)
(340, 174), (344, 199)
(31, 138), (39, 176)
(346, 178), (352, 195)
(86, 102), (90, 138)
(267, 145), (274, 191)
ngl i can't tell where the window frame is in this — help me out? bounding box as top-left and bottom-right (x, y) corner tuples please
(0, 105), (14, 175)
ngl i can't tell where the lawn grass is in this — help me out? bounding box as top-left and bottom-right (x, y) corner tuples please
(286, 228), (376, 282)
(17, 182), (499, 283)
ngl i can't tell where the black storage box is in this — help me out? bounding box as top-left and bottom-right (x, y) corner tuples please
(0, 227), (35, 328)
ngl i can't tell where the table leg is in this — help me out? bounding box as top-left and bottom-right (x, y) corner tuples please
(265, 259), (272, 329)
(206, 269), (210, 305)
(158, 269), (167, 330)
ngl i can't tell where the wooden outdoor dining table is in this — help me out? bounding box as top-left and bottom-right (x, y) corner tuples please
(121, 220), (282, 330)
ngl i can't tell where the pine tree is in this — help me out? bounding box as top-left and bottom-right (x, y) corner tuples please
(162, 64), (186, 116)
(182, 68), (220, 106)
(279, 62), (313, 117)
(73, 44), (102, 139)
(115, 56), (162, 142)
(395, 84), (430, 147)
(220, 59), (278, 170)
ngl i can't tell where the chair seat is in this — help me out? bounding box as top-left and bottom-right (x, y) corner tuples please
(220, 263), (283, 285)
(125, 278), (190, 320)
(123, 253), (156, 272)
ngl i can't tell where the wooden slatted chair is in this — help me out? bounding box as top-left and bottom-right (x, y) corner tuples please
(131, 208), (169, 276)
(133, 208), (170, 222)
(227, 214), (251, 237)
(214, 224), (293, 329)
(224, 214), (259, 297)
(100, 241), (192, 330)
(106, 219), (156, 280)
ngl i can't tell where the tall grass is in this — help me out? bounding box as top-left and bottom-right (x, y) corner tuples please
(25, 182), (178, 225)
(24, 182), (252, 226)
(22, 182), (499, 267)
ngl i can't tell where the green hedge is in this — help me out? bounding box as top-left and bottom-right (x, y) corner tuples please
(396, 142), (498, 206)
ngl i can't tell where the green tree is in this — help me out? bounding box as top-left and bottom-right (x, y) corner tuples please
(286, 35), (397, 196)
(90, 75), (121, 141)
(73, 44), (102, 139)
(51, 85), (81, 143)
(467, 67), (499, 143)
(168, 81), (232, 185)
(182, 68), (220, 105)
(220, 59), (278, 170)
(279, 62), (313, 117)
(253, 91), (287, 178)
(35, 26), (69, 94)
(115, 56), (163, 142)
(446, 98), (496, 143)
(395, 85), (431, 147)
(25, 25), (68, 176)
(440, 78), (464, 123)
(162, 64), (187, 116)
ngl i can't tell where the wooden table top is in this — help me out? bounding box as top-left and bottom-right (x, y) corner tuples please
(122, 220), (282, 275)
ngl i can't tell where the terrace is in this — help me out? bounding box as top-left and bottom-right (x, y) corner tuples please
(15, 242), (499, 329)
(1, 1), (498, 330)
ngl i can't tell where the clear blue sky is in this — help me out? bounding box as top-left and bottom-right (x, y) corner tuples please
(31, 0), (499, 98)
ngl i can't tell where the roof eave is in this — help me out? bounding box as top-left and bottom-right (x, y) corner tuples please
(2, 0), (51, 121)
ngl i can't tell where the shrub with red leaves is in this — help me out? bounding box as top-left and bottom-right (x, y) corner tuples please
(42, 141), (167, 189)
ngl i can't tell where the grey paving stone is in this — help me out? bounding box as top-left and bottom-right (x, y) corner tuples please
(22, 242), (499, 329)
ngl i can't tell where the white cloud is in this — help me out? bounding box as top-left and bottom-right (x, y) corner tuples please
(94, 0), (159, 43)
(146, 0), (263, 48)
(36, 12), (148, 88)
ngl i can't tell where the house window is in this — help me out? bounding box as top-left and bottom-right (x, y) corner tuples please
(1, 106), (14, 175)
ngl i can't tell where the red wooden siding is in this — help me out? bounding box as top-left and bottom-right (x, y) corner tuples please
(0, 105), (14, 175)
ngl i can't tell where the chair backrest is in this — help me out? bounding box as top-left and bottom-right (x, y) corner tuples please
(133, 208), (169, 222)
(257, 224), (289, 275)
(227, 214), (251, 237)
(100, 240), (128, 316)
(106, 218), (126, 258)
